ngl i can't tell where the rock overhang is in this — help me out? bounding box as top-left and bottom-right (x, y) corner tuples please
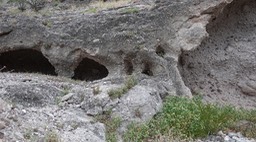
(0, 0), (251, 98)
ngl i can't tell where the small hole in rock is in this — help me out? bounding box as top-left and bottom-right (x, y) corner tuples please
(124, 59), (134, 75)
(142, 62), (153, 76)
(178, 55), (186, 67)
(0, 49), (56, 75)
(156, 45), (165, 57)
(73, 58), (109, 81)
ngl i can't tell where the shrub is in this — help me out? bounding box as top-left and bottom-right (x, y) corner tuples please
(26, 0), (45, 11)
(8, 0), (45, 11)
(44, 130), (60, 142)
(8, 0), (26, 11)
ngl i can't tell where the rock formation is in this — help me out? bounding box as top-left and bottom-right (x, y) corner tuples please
(0, 0), (255, 141)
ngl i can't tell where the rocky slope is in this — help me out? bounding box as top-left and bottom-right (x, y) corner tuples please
(0, 0), (255, 141)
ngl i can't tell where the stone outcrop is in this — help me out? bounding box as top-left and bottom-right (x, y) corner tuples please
(0, 0), (256, 141)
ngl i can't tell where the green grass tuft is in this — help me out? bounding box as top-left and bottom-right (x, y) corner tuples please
(96, 110), (122, 142)
(108, 75), (137, 99)
(124, 96), (256, 141)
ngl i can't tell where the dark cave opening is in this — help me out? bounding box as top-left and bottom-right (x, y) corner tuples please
(142, 62), (153, 76)
(124, 59), (134, 75)
(156, 45), (165, 57)
(72, 57), (109, 81)
(0, 49), (57, 75)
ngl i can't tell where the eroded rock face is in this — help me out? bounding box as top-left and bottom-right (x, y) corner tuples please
(179, 0), (256, 108)
(0, 0), (202, 96)
(0, 0), (256, 141)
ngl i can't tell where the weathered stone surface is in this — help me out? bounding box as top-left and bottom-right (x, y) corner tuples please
(113, 85), (163, 132)
(239, 80), (256, 96)
(179, 0), (256, 108)
(0, 0), (256, 141)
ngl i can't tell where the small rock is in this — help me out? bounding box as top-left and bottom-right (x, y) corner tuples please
(237, 132), (243, 138)
(224, 136), (230, 141)
(0, 121), (5, 130)
(21, 109), (27, 114)
(93, 39), (100, 43)
(61, 93), (74, 102)
(217, 130), (225, 136)
(232, 136), (239, 141)
(0, 132), (4, 139)
(228, 132), (237, 137)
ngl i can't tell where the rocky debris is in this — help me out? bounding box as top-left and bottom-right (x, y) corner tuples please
(197, 131), (256, 142)
(0, 97), (106, 142)
(0, 73), (173, 141)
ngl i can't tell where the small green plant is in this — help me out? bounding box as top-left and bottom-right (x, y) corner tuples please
(134, 108), (142, 118)
(61, 87), (70, 96)
(85, 7), (98, 13)
(27, 0), (45, 11)
(92, 85), (101, 95)
(124, 96), (256, 141)
(108, 75), (137, 99)
(95, 110), (122, 142)
(121, 7), (139, 14)
(23, 128), (40, 141)
(106, 117), (122, 142)
(70, 122), (79, 130)
(8, 0), (26, 11)
(44, 130), (60, 142)
(8, 0), (45, 11)
(23, 129), (32, 139)
(55, 87), (70, 105)
(42, 20), (53, 28)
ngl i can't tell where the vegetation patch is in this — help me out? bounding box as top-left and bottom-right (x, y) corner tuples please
(108, 75), (137, 99)
(123, 96), (256, 141)
(120, 7), (139, 14)
(44, 130), (60, 142)
(96, 110), (122, 142)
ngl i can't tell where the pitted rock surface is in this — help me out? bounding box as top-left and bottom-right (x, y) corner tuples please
(179, 0), (256, 109)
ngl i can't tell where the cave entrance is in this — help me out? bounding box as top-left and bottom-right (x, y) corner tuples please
(73, 58), (109, 81)
(0, 49), (56, 75)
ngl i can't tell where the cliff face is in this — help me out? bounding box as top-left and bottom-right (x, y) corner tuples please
(179, 0), (256, 108)
(0, 0), (255, 141)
